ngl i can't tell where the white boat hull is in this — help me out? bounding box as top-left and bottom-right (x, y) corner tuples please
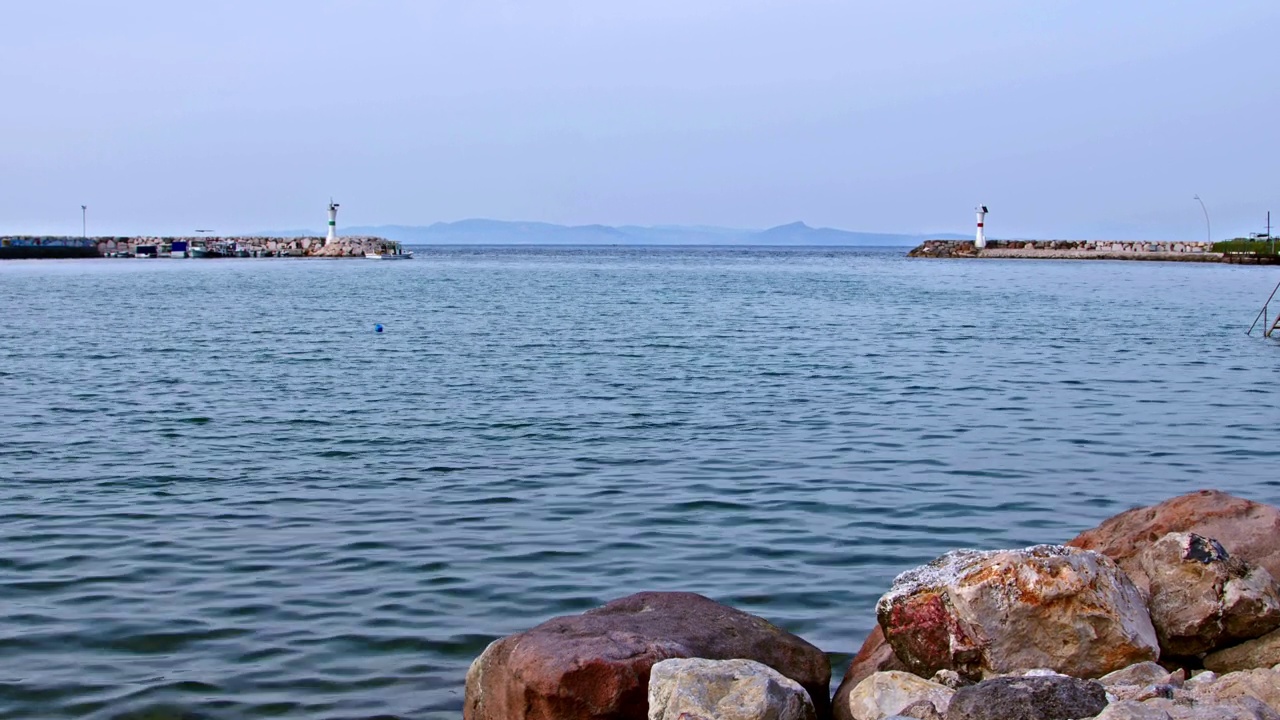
(365, 252), (413, 260)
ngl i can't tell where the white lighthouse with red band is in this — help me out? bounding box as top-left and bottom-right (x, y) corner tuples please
(975, 205), (988, 249)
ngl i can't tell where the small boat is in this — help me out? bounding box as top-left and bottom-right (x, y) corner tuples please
(192, 245), (230, 258)
(365, 246), (414, 260)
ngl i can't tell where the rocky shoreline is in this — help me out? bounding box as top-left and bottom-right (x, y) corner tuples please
(464, 490), (1280, 720)
(910, 240), (1224, 262)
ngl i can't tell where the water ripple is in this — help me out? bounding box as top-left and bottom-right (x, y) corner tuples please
(1, 247), (1278, 719)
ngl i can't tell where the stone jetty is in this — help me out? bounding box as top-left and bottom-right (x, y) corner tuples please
(910, 240), (1221, 262)
(0, 235), (401, 259)
(465, 490), (1280, 720)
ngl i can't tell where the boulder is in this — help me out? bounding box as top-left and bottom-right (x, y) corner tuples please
(929, 669), (971, 689)
(1093, 700), (1173, 720)
(832, 627), (909, 711)
(837, 671), (953, 720)
(647, 658), (816, 720)
(897, 699), (946, 720)
(463, 592), (831, 720)
(1100, 662), (1182, 688)
(1099, 697), (1280, 720)
(876, 545), (1158, 679)
(947, 675), (1109, 720)
(1186, 672), (1219, 691)
(1188, 667), (1280, 713)
(1139, 533), (1280, 656)
(1067, 491), (1280, 593)
(1204, 628), (1280, 673)
(1107, 684), (1180, 703)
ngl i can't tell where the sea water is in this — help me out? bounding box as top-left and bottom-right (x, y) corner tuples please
(1, 247), (1278, 719)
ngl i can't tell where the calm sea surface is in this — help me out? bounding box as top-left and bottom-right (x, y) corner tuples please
(2, 246), (1279, 719)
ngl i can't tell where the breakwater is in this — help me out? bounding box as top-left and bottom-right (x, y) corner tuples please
(0, 235), (400, 259)
(910, 239), (1224, 261)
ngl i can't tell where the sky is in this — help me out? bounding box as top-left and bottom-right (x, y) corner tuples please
(1, 1), (1277, 239)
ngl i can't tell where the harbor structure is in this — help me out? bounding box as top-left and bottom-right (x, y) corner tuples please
(0, 235), (400, 259)
(327, 200), (340, 245)
(976, 205), (988, 249)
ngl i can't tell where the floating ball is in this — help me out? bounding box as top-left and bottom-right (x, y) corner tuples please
(374, 324), (384, 333)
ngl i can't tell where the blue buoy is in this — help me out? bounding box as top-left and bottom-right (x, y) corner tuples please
(374, 324), (384, 333)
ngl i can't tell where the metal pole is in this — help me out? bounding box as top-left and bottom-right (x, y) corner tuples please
(1247, 277), (1280, 335)
(81, 205), (87, 238)
(1193, 195), (1211, 245)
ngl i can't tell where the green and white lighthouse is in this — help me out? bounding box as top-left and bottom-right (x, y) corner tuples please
(326, 199), (339, 245)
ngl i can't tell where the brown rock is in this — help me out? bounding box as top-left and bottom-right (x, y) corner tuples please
(1205, 629), (1280, 673)
(1139, 533), (1280, 656)
(1068, 491), (1280, 593)
(876, 545), (1158, 680)
(1189, 667), (1280, 713)
(463, 592), (830, 720)
(1100, 662), (1182, 688)
(899, 699), (947, 720)
(832, 626), (908, 713)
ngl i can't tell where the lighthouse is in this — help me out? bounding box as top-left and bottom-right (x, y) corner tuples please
(975, 205), (988, 249)
(326, 199), (340, 245)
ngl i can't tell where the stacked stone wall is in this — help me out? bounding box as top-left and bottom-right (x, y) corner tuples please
(910, 239), (1221, 261)
(0, 235), (399, 258)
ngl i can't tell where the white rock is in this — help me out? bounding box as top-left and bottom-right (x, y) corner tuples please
(1102, 662), (1181, 688)
(1186, 672), (1219, 690)
(648, 657), (816, 720)
(1094, 700), (1174, 720)
(841, 671), (953, 720)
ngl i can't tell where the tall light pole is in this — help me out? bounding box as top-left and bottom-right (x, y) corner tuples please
(1193, 195), (1211, 245)
(81, 205), (87, 238)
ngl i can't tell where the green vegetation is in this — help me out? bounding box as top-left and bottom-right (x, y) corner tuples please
(1212, 238), (1280, 256)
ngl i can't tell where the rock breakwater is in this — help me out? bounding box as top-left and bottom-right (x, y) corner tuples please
(910, 240), (1220, 262)
(0, 235), (400, 259)
(465, 491), (1280, 720)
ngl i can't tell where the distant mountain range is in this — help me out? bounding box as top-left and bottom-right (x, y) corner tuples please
(260, 220), (967, 247)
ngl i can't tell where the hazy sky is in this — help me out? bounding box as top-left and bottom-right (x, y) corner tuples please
(2, 1), (1277, 239)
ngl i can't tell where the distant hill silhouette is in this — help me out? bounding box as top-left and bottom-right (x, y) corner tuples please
(261, 219), (967, 246)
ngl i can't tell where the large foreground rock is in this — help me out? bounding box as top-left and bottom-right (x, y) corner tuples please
(947, 675), (1108, 720)
(1139, 533), (1280, 656)
(1204, 628), (1280, 673)
(464, 592), (831, 720)
(876, 545), (1158, 679)
(837, 671), (953, 720)
(647, 658), (816, 720)
(1068, 491), (1280, 593)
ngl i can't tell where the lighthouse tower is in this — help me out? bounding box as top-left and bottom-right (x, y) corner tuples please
(326, 199), (340, 245)
(975, 205), (988, 249)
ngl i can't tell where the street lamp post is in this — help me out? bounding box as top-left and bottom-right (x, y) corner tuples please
(1193, 195), (1211, 245)
(81, 205), (87, 238)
